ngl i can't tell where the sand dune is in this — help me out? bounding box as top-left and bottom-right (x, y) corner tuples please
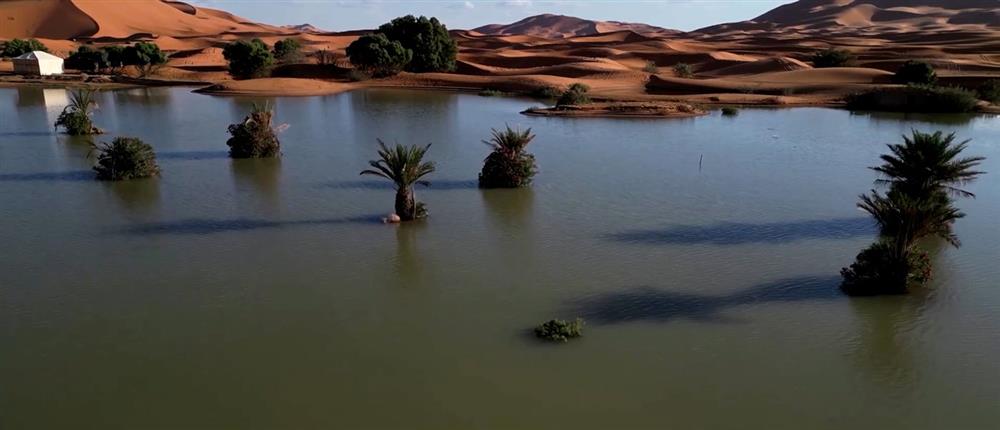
(473, 14), (679, 39)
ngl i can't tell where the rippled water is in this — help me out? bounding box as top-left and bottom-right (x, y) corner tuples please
(2, 87), (999, 429)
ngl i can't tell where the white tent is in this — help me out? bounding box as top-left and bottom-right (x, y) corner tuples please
(13, 51), (64, 76)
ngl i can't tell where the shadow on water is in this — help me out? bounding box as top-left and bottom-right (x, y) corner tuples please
(0, 171), (93, 182)
(119, 215), (383, 235)
(323, 179), (478, 191)
(570, 276), (843, 324)
(158, 150), (230, 161)
(607, 217), (874, 245)
(231, 157), (282, 196)
(104, 179), (160, 214)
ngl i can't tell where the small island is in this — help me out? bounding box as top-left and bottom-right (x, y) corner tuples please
(522, 101), (708, 119)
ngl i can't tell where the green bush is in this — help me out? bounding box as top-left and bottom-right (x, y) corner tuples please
(811, 48), (854, 68)
(977, 80), (1000, 104)
(1, 38), (48, 57)
(55, 89), (101, 135)
(376, 15), (457, 73)
(346, 33), (412, 77)
(721, 106), (739, 116)
(478, 89), (505, 97)
(534, 318), (585, 342)
(479, 126), (537, 188)
(556, 83), (591, 106)
(227, 103), (281, 158)
(65, 46), (109, 72)
(93, 137), (160, 181)
(840, 241), (931, 296)
(845, 85), (978, 113)
(102, 45), (127, 72)
(530, 86), (561, 100)
(125, 42), (168, 76)
(643, 61), (658, 73)
(893, 60), (937, 85)
(273, 38), (303, 63)
(223, 39), (275, 79)
(673, 63), (693, 78)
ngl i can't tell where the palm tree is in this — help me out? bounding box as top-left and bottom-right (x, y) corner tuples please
(479, 125), (537, 188)
(872, 130), (985, 199)
(227, 102), (282, 158)
(55, 89), (101, 135)
(361, 140), (436, 221)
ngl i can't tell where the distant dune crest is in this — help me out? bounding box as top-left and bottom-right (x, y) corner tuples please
(473, 14), (680, 38)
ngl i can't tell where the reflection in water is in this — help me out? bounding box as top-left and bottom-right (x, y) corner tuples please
(846, 294), (929, 391)
(231, 157), (282, 209)
(851, 111), (976, 126)
(105, 178), (161, 215)
(394, 222), (427, 281)
(112, 88), (172, 108)
(481, 188), (535, 228)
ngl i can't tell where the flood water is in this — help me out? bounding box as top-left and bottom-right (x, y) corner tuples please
(2, 87), (999, 429)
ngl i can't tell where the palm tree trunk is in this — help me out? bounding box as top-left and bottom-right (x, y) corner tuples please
(395, 187), (416, 221)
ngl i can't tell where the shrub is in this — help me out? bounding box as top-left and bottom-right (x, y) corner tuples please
(845, 85), (978, 113)
(102, 45), (127, 72)
(478, 89), (505, 97)
(223, 39), (275, 79)
(348, 69), (371, 82)
(0, 38), (48, 57)
(376, 15), (457, 73)
(673, 63), (693, 78)
(315, 49), (336, 65)
(479, 126), (537, 188)
(55, 89), (102, 135)
(530, 86), (561, 100)
(977, 80), (1000, 104)
(721, 106), (739, 116)
(643, 61), (658, 73)
(92, 137), (160, 181)
(556, 83), (591, 106)
(534, 318), (585, 342)
(273, 38), (303, 63)
(840, 241), (931, 296)
(346, 33), (412, 77)
(65, 46), (109, 72)
(811, 48), (854, 68)
(227, 103), (282, 158)
(124, 42), (168, 77)
(893, 60), (937, 85)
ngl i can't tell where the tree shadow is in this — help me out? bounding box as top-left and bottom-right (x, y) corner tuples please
(118, 215), (383, 236)
(607, 217), (874, 245)
(0, 171), (94, 182)
(570, 275), (842, 324)
(322, 179), (478, 191)
(158, 150), (230, 161)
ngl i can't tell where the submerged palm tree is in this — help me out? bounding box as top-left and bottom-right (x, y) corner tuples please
(55, 89), (101, 135)
(479, 125), (537, 188)
(227, 102), (282, 158)
(92, 137), (160, 181)
(872, 130), (985, 199)
(361, 140), (436, 221)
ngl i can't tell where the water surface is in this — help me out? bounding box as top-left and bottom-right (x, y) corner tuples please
(2, 87), (999, 429)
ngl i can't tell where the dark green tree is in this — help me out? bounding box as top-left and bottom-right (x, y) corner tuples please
(893, 60), (937, 85)
(346, 33), (412, 77)
(360, 140), (436, 221)
(0, 38), (48, 57)
(273, 38), (303, 63)
(811, 48), (854, 68)
(222, 39), (274, 79)
(376, 15), (457, 73)
(65, 46), (109, 72)
(124, 42), (168, 77)
(102, 45), (128, 73)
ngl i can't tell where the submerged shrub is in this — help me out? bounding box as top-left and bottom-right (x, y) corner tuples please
(479, 126), (537, 188)
(721, 106), (739, 116)
(227, 103), (281, 158)
(977, 80), (1000, 104)
(845, 85), (978, 113)
(840, 241), (931, 296)
(811, 48), (854, 68)
(673, 62), (693, 78)
(93, 137), (160, 181)
(893, 60), (937, 85)
(556, 83), (591, 106)
(55, 89), (102, 135)
(534, 318), (585, 342)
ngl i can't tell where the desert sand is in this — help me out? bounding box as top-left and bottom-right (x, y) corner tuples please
(1, 0), (998, 106)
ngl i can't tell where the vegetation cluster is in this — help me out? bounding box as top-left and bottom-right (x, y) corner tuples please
(534, 318), (585, 342)
(347, 15), (458, 77)
(0, 38), (48, 57)
(226, 103), (282, 158)
(66, 42), (168, 76)
(92, 137), (160, 181)
(479, 126), (537, 188)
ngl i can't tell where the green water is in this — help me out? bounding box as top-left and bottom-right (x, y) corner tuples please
(2, 87), (999, 429)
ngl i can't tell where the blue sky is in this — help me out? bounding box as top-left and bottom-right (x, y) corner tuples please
(189, 0), (792, 32)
